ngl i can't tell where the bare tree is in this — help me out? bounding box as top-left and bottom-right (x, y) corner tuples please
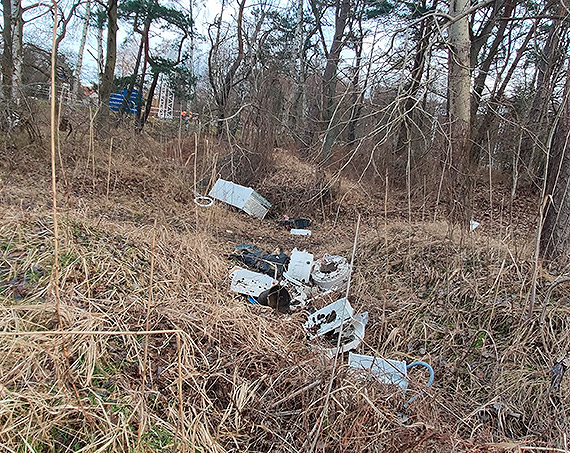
(73, 0), (91, 99)
(98, 0), (118, 122)
(208, 0), (246, 135)
(317, 0), (351, 162)
(447, 0), (473, 228)
(540, 7), (570, 265)
(2, 0), (14, 102)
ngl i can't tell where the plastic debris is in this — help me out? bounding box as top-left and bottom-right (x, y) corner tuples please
(304, 298), (354, 340)
(348, 352), (434, 405)
(209, 178), (271, 219)
(194, 196), (214, 207)
(257, 285), (291, 314)
(348, 353), (409, 389)
(470, 220), (480, 231)
(304, 298), (368, 356)
(291, 229), (311, 236)
(283, 248), (314, 284)
(280, 217), (311, 229)
(230, 244), (289, 278)
(311, 254), (352, 291)
(229, 266), (278, 297)
(321, 312), (368, 358)
(282, 277), (322, 309)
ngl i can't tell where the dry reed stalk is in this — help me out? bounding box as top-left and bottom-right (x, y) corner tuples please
(309, 215), (361, 452)
(49, 0), (94, 428)
(106, 137), (113, 198)
(142, 219), (157, 392)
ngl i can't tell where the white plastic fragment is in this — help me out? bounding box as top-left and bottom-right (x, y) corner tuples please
(208, 178), (271, 219)
(323, 312), (368, 358)
(283, 248), (314, 284)
(228, 266), (278, 297)
(304, 298), (354, 340)
(470, 220), (480, 231)
(291, 229), (311, 236)
(348, 352), (409, 389)
(311, 254), (352, 291)
(193, 196), (214, 207)
(283, 281), (312, 309)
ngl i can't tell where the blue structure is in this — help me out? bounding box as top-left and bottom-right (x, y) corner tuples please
(109, 88), (139, 114)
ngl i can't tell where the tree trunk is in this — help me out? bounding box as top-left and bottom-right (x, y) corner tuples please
(292, 0), (305, 136)
(474, 17), (538, 146)
(470, 0), (515, 119)
(73, 0), (91, 100)
(121, 17), (145, 116)
(540, 59), (570, 265)
(209, 0), (246, 136)
(141, 70), (160, 126)
(321, 0), (350, 162)
(98, 0), (118, 122)
(96, 5), (105, 86)
(347, 31), (363, 145)
(135, 21), (151, 127)
(11, 0), (23, 102)
(395, 1), (434, 155)
(2, 0), (13, 102)
(447, 0), (473, 228)
(520, 2), (568, 178)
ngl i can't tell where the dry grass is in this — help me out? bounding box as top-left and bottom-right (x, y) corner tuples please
(0, 120), (569, 452)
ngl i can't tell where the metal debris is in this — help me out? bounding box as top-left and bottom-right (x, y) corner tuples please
(209, 178), (271, 219)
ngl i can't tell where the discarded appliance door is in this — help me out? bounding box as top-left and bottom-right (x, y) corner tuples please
(229, 266), (278, 297)
(283, 248), (314, 284)
(209, 178), (271, 219)
(304, 298), (354, 340)
(311, 254), (352, 292)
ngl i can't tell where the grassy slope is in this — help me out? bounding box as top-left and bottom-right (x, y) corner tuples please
(0, 120), (568, 452)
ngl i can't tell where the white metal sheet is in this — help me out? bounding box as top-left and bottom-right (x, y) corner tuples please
(209, 179), (254, 210)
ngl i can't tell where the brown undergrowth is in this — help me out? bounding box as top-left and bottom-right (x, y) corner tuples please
(0, 123), (568, 452)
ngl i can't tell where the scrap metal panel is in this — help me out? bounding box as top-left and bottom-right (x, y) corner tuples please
(209, 178), (270, 219)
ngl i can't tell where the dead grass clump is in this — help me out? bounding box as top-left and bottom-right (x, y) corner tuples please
(349, 221), (570, 447)
(0, 205), (511, 452)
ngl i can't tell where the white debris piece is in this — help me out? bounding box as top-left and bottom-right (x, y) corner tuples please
(291, 229), (311, 236)
(311, 254), (352, 291)
(208, 178), (271, 219)
(283, 248), (314, 284)
(323, 312), (368, 358)
(284, 281), (312, 309)
(470, 220), (480, 231)
(304, 298), (354, 340)
(348, 352), (409, 389)
(229, 266), (278, 297)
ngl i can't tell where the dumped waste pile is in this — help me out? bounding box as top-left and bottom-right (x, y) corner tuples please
(212, 178), (434, 403)
(1, 143), (568, 452)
